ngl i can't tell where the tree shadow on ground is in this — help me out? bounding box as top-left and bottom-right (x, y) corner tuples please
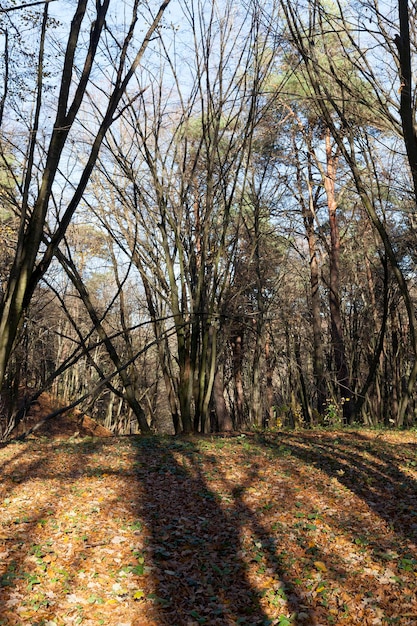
(0, 435), (304, 625)
(257, 431), (417, 547)
(0, 440), (95, 621)
(1, 431), (416, 625)
(133, 437), (303, 625)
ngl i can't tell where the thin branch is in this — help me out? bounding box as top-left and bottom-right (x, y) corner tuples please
(0, 0), (56, 12)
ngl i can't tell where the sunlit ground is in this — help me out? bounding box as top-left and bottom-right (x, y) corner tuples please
(0, 431), (416, 625)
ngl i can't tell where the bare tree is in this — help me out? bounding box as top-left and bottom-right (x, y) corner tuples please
(83, 0), (282, 433)
(0, 0), (171, 404)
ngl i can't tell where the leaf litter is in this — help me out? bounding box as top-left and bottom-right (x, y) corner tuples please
(0, 429), (416, 625)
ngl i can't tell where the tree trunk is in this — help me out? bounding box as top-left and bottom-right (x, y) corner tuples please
(212, 365), (233, 432)
(396, 0), (417, 203)
(294, 330), (313, 425)
(251, 317), (263, 428)
(265, 338), (275, 426)
(299, 159), (327, 416)
(323, 129), (352, 422)
(0, 0), (171, 392)
(231, 328), (245, 428)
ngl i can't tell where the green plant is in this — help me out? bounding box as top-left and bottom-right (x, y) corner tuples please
(322, 397), (349, 426)
(277, 615), (295, 626)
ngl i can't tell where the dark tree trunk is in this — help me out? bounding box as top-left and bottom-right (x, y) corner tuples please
(212, 366), (233, 432)
(231, 328), (245, 427)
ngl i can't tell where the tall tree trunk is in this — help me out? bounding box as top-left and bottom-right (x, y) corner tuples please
(298, 153), (327, 416)
(308, 223), (326, 415)
(212, 364), (233, 432)
(231, 328), (245, 427)
(323, 129), (352, 422)
(200, 324), (218, 433)
(396, 0), (417, 203)
(294, 329), (313, 425)
(265, 338), (275, 426)
(134, 252), (180, 434)
(178, 345), (194, 434)
(251, 317), (263, 428)
(391, 309), (401, 424)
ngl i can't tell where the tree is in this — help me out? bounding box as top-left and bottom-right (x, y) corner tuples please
(276, 0), (417, 424)
(0, 0), (171, 406)
(83, 0), (282, 434)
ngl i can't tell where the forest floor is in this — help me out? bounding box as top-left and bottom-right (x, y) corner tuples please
(0, 422), (417, 625)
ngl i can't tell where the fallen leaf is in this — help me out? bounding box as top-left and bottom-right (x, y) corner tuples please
(314, 561), (327, 572)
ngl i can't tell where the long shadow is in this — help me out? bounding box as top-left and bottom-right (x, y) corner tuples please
(257, 431), (417, 547)
(1, 442), (78, 611)
(0, 441), (31, 473)
(239, 431), (417, 623)
(2, 431), (416, 624)
(133, 437), (304, 625)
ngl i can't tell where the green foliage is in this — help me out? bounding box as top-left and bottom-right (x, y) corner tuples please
(322, 398), (350, 426)
(278, 0), (383, 130)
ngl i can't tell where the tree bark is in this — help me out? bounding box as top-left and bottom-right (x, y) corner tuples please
(323, 129), (352, 422)
(395, 0), (417, 202)
(298, 150), (327, 416)
(212, 365), (233, 432)
(231, 328), (245, 427)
